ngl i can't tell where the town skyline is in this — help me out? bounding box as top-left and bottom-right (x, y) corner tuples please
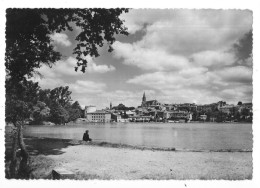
(31, 9), (252, 109)
(83, 91), (252, 123)
(86, 91), (251, 111)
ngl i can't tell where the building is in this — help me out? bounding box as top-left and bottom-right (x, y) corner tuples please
(145, 100), (161, 107)
(218, 104), (236, 114)
(141, 92), (161, 108)
(86, 110), (111, 122)
(238, 103), (252, 113)
(197, 104), (213, 112)
(199, 114), (207, 121)
(177, 103), (197, 112)
(125, 110), (135, 117)
(84, 105), (97, 118)
(153, 110), (192, 121)
(217, 101), (227, 110)
(164, 104), (177, 111)
(197, 102), (222, 112)
(166, 111), (193, 121)
(129, 116), (152, 122)
(111, 113), (122, 122)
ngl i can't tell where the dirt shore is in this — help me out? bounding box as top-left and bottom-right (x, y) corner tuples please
(26, 138), (252, 180)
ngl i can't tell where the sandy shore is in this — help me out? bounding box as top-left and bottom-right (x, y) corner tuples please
(26, 138), (252, 180)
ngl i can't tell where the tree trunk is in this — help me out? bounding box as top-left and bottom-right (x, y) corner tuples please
(9, 121), (31, 179)
(17, 121), (30, 179)
(9, 127), (18, 178)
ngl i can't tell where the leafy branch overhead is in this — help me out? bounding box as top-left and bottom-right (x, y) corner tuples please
(5, 8), (129, 80)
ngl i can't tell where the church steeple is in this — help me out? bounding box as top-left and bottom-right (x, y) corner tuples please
(110, 102), (112, 110)
(143, 92), (146, 102)
(142, 92), (146, 107)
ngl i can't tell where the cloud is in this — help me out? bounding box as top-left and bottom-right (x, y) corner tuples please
(178, 67), (208, 77)
(37, 56), (115, 79)
(113, 41), (190, 71)
(220, 85), (252, 102)
(121, 9), (252, 55)
(215, 66), (252, 83)
(69, 80), (106, 94)
(31, 76), (107, 95)
(86, 60), (116, 73)
(114, 10), (252, 73)
(30, 77), (65, 90)
(113, 9), (253, 105)
(72, 89), (157, 109)
(50, 33), (72, 47)
(126, 68), (252, 104)
(233, 30), (253, 61)
(32, 10), (253, 108)
(191, 51), (235, 68)
(127, 71), (211, 90)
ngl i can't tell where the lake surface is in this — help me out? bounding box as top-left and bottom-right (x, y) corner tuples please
(23, 122), (252, 151)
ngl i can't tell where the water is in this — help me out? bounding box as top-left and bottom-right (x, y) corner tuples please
(23, 122), (252, 151)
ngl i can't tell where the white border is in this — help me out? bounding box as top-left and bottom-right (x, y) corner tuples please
(0, 0), (259, 188)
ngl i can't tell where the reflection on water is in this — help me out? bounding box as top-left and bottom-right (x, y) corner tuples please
(24, 122), (252, 150)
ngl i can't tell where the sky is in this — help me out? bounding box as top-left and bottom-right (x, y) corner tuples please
(33, 9), (253, 109)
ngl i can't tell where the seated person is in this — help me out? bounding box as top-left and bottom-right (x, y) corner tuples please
(83, 130), (92, 142)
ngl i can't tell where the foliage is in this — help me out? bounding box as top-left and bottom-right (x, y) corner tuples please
(6, 82), (77, 125)
(37, 89), (52, 107)
(178, 106), (191, 112)
(192, 111), (198, 121)
(215, 111), (226, 122)
(32, 101), (50, 124)
(5, 100), (31, 123)
(71, 101), (81, 110)
(5, 79), (40, 123)
(240, 108), (252, 122)
(67, 108), (82, 122)
(6, 9), (61, 81)
(50, 86), (72, 107)
(6, 8), (129, 125)
(35, 86), (81, 123)
(237, 101), (242, 105)
(128, 107), (135, 111)
(65, 101), (83, 122)
(6, 8), (129, 80)
(49, 103), (69, 125)
(112, 103), (135, 111)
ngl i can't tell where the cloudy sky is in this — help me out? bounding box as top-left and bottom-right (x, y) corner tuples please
(34, 9), (253, 109)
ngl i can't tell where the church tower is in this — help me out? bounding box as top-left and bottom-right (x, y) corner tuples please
(142, 92), (146, 106)
(110, 102), (112, 110)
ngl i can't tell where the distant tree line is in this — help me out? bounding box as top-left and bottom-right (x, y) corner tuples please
(6, 78), (83, 126)
(112, 103), (135, 111)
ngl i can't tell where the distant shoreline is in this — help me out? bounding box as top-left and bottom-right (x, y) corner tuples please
(5, 120), (253, 128)
(21, 121), (253, 127)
